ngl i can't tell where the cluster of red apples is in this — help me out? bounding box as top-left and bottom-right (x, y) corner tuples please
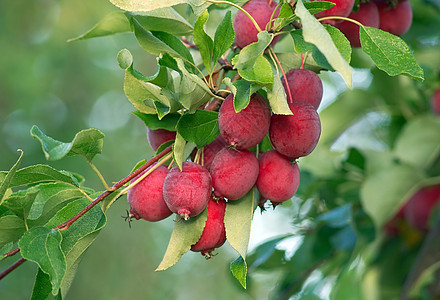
(232, 0), (413, 51)
(330, 0), (413, 47)
(128, 69), (323, 257)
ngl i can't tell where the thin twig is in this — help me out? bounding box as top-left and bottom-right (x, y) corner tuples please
(2, 248), (20, 260)
(0, 258), (26, 280)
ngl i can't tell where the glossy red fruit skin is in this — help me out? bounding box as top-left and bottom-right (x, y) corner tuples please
(210, 148), (259, 200)
(191, 197), (227, 256)
(269, 101), (321, 159)
(404, 185), (440, 231)
(147, 128), (176, 151)
(219, 93), (271, 150)
(233, 0), (280, 49)
(282, 69), (323, 109)
(256, 150), (300, 203)
(334, 2), (380, 48)
(163, 162), (212, 219)
(191, 135), (228, 170)
(313, 0), (355, 25)
(127, 164), (172, 222)
(432, 88), (440, 115)
(376, 0), (412, 36)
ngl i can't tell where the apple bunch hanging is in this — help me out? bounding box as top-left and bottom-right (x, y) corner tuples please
(128, 66), (323, 258)
(108, 0), (422, 284)
(0, 0), (427, 295)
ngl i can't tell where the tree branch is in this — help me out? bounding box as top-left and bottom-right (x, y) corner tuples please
(0, 144), (173, 280)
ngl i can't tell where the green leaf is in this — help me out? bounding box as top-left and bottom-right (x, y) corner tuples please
(31, 126), (104, 162)
(0, 150), (23, 202)
(27, 183), (87, 225)
(230, 256), (247, 289)
(238, 56), (273, 88)
(296, 0), (353, 87)
(131, 18), (194, 66)
(232, 31), (272, 71)
(0, 241), (14, 258)
(123, 69), (180, 115)
(360, 163), (425, 230)
(152, 31), (195, 66)
(247, 235), (288, 269)
(394, 114), (440, 170)
(177, 110), (219, 148)
(312, 25), (351, 70)
(45, 197), (106, 297)
(304, 1), (335, 15)
(176, 58), (212, 112)
(318, 89), (374, 146)
(110, 0), (210, 16)
(130, 8), (193, 36)
(213, 11), (234, 64)
(0, 215), (26, 249)
(31, 268), (61, 300)
(68, 11), (131, 42)
(132, 111), (180, 131)
(45, 198), (105, 254)
(194, 10), (214, 72)
(225, 188), (258, 288)
(172, 133), (196, 171)
(274, 4), (296, 29)
(69, 8), (194, 41)
(291, 30), (315, 54)
(118, 50), (172, 88)
(231, 80), (253, 113)
(19, 226), (66, 295)
(155, 209), (208, 271)
(275, 52), (321, 73)
(267, 75), (293, 115)
(117, 48), (133, 70)
(360, 26), (424, 81)
(0, 164), (80, 188)
(2, 189), (39, 220)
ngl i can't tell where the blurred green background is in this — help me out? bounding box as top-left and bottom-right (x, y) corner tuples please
(1, 0), (440, 299)
(0, 1), (284, 299)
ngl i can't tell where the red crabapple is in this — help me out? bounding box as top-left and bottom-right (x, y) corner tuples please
(191, 135), (228, 170)
(127, 163), (172, 222)
(218, 93), (271, 150)
(282, 69), (323, 109)
(256, 150), (300, 204)
(432, 88), (440, 115)
(269, 101), (321, 159)
(233, 0), (280, 49)
(147, 128), (176, 151)
(376, 0), (412, 36)
(334, 2), (380, 48)
(313, 0), (355, 25)
(163, 162), (212, 220)
(404, 185), (440, 231)
(210, 148), (259, 200)
(191, 197), (227, 258)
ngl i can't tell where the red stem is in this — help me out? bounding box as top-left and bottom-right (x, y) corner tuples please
(0, 258), (26, 280)
(3, 248), (20, 259)
(0, 144), (173, 280)
(271, 49), (293, 104)
(301, 53), (305, 69)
